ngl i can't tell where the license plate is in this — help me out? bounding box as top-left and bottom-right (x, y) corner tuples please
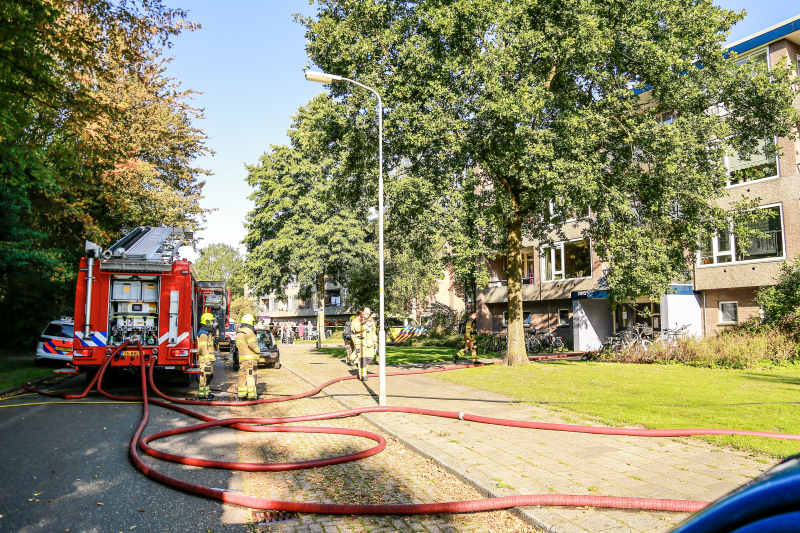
(122, 350), (141, 357)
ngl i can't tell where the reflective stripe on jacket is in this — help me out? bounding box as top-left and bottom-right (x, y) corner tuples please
(352, 316), (375, 348)
(236, 326), (260, 361)
(198, 330), (216, 362)
(465, 319), (475, 337)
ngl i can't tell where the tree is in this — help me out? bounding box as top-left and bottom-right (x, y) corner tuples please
(230, 296), (258, 324)
(243, 95), (374, 340)
(756, 258), (800, 327)
(0, 1), (211, 346)
(194, 244), (246, 298)
(300, 0), (798, 364)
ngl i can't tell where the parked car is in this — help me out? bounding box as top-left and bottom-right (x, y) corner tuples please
(35, 317), (74, 365)
(231, 328), (281, 371)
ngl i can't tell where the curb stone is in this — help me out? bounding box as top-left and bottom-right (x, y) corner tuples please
(281, 360), (564, 533)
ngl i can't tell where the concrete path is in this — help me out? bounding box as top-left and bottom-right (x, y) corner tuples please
(279, 345), (776, 533)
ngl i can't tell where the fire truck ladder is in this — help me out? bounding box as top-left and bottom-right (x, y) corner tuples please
(100, 227), (193, 272)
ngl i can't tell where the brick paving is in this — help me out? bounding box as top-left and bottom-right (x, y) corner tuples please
(218, 355), (538, 533)
(276, 345), (778, 533)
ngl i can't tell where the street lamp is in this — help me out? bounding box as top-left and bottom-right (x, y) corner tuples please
(305, 70), (387, 407)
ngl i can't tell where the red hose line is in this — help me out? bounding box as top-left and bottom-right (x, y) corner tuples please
(24, 341), (128, 398)
(128, 359), (710, 515)
(34, 352), (799, 516)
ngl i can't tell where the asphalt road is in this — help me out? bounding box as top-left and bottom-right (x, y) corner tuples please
(0, 359), (246, 533)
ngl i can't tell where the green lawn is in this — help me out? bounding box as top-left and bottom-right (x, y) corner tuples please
(434, 360), (800, 458)
(319, 345), (461, 365)
(0, 358), (57, 391)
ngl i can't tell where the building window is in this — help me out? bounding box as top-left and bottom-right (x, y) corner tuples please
(288, 295), (295, 311)
(699, 205), (784, 266)
(523, 252), (535, 284)
(719, 302), (738, 324)
(558, 309), (570, 326)
(502, 311), (532, 327)
(725, 138), (778, 186)
(542, 238), (591, 282)
(734, 48), (768, 75)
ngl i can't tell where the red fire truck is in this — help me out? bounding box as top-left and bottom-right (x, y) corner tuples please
(72, 227), (202, 380)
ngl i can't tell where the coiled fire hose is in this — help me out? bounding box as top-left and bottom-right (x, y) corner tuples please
(25, 343), (800, 517)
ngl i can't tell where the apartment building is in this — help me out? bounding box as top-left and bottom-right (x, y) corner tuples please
(476, 15), (800, 350)
(257, 265), (466, 326)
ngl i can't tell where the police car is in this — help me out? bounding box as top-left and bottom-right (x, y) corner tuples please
(386, 316), (428, 342)
(35, 317), (74, 365)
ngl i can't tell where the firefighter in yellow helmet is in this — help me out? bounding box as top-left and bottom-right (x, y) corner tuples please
(455, 311), (478, 364)
(197, 313), (217, 399)
(351, 307), (375, 380)
(236, 314), (260, 400)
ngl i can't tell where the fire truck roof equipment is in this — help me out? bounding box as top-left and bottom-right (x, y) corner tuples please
(100, 226), (193, 272)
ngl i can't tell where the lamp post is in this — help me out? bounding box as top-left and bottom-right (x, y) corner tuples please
(305, 70), (387, 407)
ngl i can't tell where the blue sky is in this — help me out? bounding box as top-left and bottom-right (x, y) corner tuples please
(163, 2), (800, 260)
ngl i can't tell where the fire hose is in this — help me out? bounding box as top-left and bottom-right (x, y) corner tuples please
(25, 344), (800, 519)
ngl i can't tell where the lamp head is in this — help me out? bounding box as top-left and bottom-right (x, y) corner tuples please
(305, 70), (342, 84)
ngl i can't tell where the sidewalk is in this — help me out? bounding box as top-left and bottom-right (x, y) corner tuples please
(280, 345), (775, 533)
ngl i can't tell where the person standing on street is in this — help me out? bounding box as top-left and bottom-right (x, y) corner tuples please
(298, 321), (305, 341)
(236, 314), (260, 400)
(455, 311), (478, 364)
(352, 307), (375, 380)
(197, 313), (217, 399)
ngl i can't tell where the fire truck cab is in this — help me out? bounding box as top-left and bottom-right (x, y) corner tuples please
(72, 227), (200, 379)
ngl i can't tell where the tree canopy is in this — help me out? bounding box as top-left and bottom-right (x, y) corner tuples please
(300, 0), (798, 363)
(243, 95), (374, 306)
(194, 244), (247, 298)
(1, 0), (211, 345)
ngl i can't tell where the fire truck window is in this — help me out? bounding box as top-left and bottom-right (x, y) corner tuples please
(44, 323), (74, 338)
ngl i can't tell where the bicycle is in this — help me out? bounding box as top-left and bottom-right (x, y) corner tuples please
(541, 331), (565, 354)
(628, 324), (654, 362)
(483, 332), (508, 356)
(654, 324), (690, 362)
(525, 328), (542, 354)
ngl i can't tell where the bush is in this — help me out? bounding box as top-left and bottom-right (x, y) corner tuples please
(422, 302), (463, 334)
(403, 328), (464, 348)
(615, 327), (799, 369)
(756, 257), (800, 327)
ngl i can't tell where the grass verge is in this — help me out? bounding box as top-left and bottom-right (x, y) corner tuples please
(0, 358), (57, 391)
(318, 345), (460, 365)
(434, 360), (800, 458)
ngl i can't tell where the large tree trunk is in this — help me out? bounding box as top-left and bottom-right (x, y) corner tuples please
(316, 272), (326, 349)
(504, 212), (528, 365)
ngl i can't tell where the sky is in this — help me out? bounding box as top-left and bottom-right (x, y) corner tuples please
(163, 1), (800, 260)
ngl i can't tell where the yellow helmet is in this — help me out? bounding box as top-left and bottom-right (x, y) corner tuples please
(241, 314), (255, 326)
(200, 312), (215, 326)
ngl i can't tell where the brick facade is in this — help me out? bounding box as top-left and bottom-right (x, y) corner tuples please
(701, 287), (761, 335)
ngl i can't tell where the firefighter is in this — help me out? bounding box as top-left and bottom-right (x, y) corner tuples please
(236, 313), (260, 400)
(455, 311), (478, 364)
(352, 307), (375, 381)
(197, 313), (217, 399)
(343, 314), (358, 366)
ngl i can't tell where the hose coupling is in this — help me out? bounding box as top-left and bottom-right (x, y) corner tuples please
(458, 412), (465, 421)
